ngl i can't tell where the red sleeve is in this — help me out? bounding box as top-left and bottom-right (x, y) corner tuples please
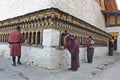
(8, 33), (12, 43)
(64, 45), (66, 49)
(20, 33), (25, 43)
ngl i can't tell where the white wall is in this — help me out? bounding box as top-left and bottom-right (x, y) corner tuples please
(106, 27), (120, 52)
(0, 28), (109, 69)
(0, 44), (108, 69)
(0, 0), (108, 69)
(0, 0), (105, 30)
(43, 29), (60, 47)
(51, 0), (105, 30)
(0, 0), (53, 21)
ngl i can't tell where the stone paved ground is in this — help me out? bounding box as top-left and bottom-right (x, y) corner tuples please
(0, 52), (120, 80)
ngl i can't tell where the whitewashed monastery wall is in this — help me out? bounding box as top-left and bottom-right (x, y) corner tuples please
(0, 0), (108, 69)
(0, 29), (108, 69)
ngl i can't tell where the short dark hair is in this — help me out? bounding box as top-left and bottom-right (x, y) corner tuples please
(89, 36), (93, 39)
(64, 30), (69, 36)
(16, 26), (21, 30)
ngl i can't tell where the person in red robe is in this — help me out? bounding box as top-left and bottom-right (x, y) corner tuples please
(8, 26), (25, 66)
(64, 31), (80, 71)
(108, 37), (115, 56)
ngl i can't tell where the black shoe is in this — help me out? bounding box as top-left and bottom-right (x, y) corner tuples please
(68, 68), (72, 70)
(88, 61), (92, 63)
(68, 68), (78, 71)
(12, 64), (16, 66)
(17, 62), (22, 65)
(88, 62), (92, 64)
(72, 68), (78, 71)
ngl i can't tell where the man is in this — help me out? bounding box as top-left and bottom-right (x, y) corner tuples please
(64, 31), (80, 71)
(108, 37), (115, 56)
(8, 26), (25, 66)
(86, 36), (95, 63)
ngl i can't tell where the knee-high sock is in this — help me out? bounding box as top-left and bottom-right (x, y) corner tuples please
(12, 56), (16, 64)
(18, 56), (21, 62)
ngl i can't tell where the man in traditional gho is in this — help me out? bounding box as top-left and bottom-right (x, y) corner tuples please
(86, 36), (95, 63)
(8, 26), (25, 66)
(108, 37), (115, 56)
(64, 31), (80, 71)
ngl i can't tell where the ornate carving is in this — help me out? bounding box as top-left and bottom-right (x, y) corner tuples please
(0, 8), (110, 46)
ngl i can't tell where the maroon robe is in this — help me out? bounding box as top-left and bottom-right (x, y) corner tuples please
(8, 30), (25, 56)
(65, 35), (80, 69)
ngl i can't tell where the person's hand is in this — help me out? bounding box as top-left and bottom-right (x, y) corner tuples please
(25, 40), (27, 43)
(57, 46), (64, 50)
(86, 48), (88, 52)
(63, 45), (66, 49)
(61, 46), (64, 49)
(9, 45), (11, 48)
(57, 46), (63, 50)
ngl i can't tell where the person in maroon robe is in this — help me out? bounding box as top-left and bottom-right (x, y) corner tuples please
(8, 26), (25, 66)
(86, 36), (95, 63)
(64, 31), (80, 71)
(108, 37), (115, 56)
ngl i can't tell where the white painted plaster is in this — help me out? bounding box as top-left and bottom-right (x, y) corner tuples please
(0, 0), (108, 69)
(0, 29), (109, 69)
(0, 44), (108, 69)
(43, 28), (60, 47)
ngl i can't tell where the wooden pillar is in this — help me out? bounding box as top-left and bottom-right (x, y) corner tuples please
(28, 32), (32, 44)
(1, 34), (3, 42)
(35, 31), (38, 44)
(0, 34), (1, 42)
(26, 32), (28, 44)
(115, 13), (118, 25)
(0, 34), (2, 42)
(31, 32), (33, 44)
(3, 34), (4, 42)
(4, 34), (6, 42)
(106, 13), (110, 27)
(37, 31), (40, 44)
(28, 32), (30, 44)
(32, 32), (36, 44)
(60, 33), (65, 46)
